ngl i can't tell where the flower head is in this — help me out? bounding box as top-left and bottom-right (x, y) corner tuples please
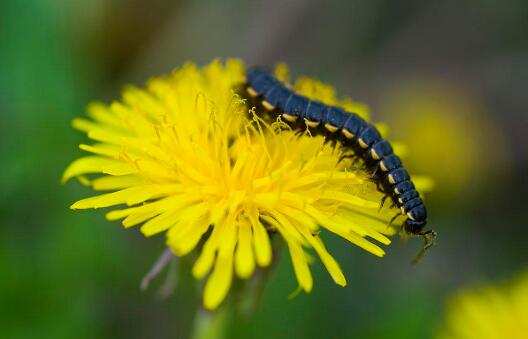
(438, 270), (528, 339)
(64, 59), (419, 309)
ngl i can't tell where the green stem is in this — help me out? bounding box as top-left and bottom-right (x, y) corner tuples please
(190, 307), (229, 339)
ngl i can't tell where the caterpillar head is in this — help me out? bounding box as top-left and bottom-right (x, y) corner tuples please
(404, 219), (426, 234)
(403, 204), (427, 234)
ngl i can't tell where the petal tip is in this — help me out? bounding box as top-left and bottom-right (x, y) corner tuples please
(69, 202), (81, 210)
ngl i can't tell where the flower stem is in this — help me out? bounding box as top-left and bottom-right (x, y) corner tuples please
(190, 307), (229, 339)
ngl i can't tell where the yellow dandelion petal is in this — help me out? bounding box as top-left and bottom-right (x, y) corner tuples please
(263, 211), (307, 246)
(141, 202), (210, 236)
(70, 185), (180, 210)
(122, 211), (160, 229)
(304, 205), (386, 257)
(192, 220), (224, 279)
(140, 210), (181, 237)
(167, 215), (210, 256)
(78, 143), (120, 158)
(203, 249), (234, 310)
(249, 210), (272, 267)
(72, 118), (99, 133)
(287, 239), (313, 293)
(319, 190), (380, 208)
(303, 232), (346, 287)
(91, 175), (144, 191)
(203, 221), (237, 310)
(87, 102), (124, 127)
(275, 205), (318, 232)
(234, 221), (256, 279)
(62, 156), (128, 183)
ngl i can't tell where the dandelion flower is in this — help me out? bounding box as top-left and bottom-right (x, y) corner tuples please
(63, 59), (422, 310)
(438, 270), (528, 339)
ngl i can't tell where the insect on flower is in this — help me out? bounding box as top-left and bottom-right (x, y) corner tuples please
(63, 59), (433, 310)
(244, 68), (436, 263)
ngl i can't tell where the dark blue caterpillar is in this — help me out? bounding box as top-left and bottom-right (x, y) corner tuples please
(244, 68), (436, 263)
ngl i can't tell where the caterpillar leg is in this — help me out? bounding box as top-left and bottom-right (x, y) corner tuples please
(337, 153), (358, 166)
(379, 195), (389, 211)
(350, 155), (364, 168)
(323, 137), (339, 149)
(411, 229), (437, 266)
(371, 165), (379, 178)
(388, 212), (402, 227)
(379, 194), (397, 211)
(294, 128), (306, 137)
(337, 154), (350, 164)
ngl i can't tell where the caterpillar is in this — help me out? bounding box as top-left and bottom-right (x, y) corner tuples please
(243, 68), (436, 263)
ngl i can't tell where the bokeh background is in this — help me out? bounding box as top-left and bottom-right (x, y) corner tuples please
(1, 0), (527, 338)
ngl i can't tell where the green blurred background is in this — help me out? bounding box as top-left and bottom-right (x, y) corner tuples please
(1, 1), (527, 338)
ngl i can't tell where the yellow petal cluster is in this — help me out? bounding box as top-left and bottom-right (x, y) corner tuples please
(438, 270), (528, 339)
(64, 59), (406, 309)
